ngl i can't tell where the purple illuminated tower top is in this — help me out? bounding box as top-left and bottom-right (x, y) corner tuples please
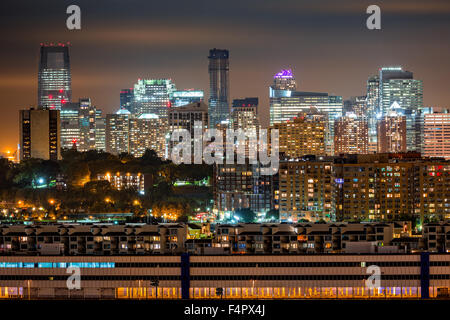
(272, 68), (297, 91)
(274, 69), (293, 79)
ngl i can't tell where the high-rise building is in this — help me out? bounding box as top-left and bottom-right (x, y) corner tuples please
(133, 79), (176, 117)
(269, 69), (342, 154)
(378, 67), (423, 151)
(105, 109), (131, 155)
(334, 113), (369, 155)
(278, 156), (334, 222)
(208, 49), (230, 128)
(377, 103), (407, 153)
(120, 88), (134, 112)
(343, 96), (367, 118)
(276, 153), (450, 223)
(95, 110), (106, 152)
(78, 98), (97, 152)
(171, 90), (204, 107)
(60, 98), (105, 152)
(423, 110), (450, 159)
(129, 114), (167, 158)
(366, 76), (380, 153)
(213, 160), (278, 218)
(231, 98), (260, 131)
(37, 43), (71, 110)
(19, 108), (60, 161)
(60, 104), (79, 149)
(334, 153), (450, 222)
(106, 109), (167, 158)
(168, 101), (208, 157)
(271, 109), (326, 158)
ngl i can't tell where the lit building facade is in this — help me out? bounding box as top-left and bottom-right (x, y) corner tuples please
(19, 108), (60, 161)
(60, 99), (105, 151)
(171, 90), (204, 107)
(208, 49), (230, 128)
(271, 110), (326, 158)
(96, 172), (148, 193)
(378, 67), (423, 152)
(377, 106), (407, 153)
(37, 43), (71, 110)
(334, 113), (369, 155)
(105, 109), (131, 155)
(269, 69), (342, 154)
(333, 154), (450, 223)
(366, 76), (380, 153)
(129, 114), (167, 158)
(423, 110), (450, 159)
(276, 154), (450, 223)
(343, 96), (367, 118)
(168, 101), (208, 157)
(0, 221), (449, 300)
(213, 161), (278, 217)
(60, 107), (79, 149)
(120, 88), (134, 112)
(133, 79), (176, 117)
(278, 157), (334, 222)
(231, 97), (260, 131)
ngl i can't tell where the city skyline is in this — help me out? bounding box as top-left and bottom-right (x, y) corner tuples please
(1, 0), (450, 151)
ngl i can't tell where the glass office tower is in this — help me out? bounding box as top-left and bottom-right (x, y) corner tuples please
(208, 49), (230, 128)
(378, 67), (423, 152)
(133, 79), (176, 117)
(269, 69), (342, 155)
(38, 43), (72, 110)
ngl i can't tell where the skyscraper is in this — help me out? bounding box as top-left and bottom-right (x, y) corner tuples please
(271, 109), (326, 158)
(19, 108), (61, 161)
(60, 98), (105, 152)
(366, 76), (380, 153)
(60, 105), (80, 149)
(378, 67), (423, 151)
(377, 104), (407, 153)
(231, 98), (260, 131)
(133, 79), (176, 117)
(334, 113), (369, 155)
(105, 109), (131, 155)
(168, 101), (208, 157)
(343, 96), (367, 118)
(129, 114), (167, 158)
(208, 49), (230, 128)
(269, 69), (342, 154)
(423, 110), (450, 159)
(37, 43), (71, 110)
(120, 88), (134, 112)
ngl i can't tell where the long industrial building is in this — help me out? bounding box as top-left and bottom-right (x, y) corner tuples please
(0, 253), (448, 299)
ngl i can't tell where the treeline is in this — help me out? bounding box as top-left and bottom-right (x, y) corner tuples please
(0, 149), (212, 220)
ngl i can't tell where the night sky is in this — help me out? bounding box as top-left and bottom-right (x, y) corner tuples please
(0, 0), (449, 151)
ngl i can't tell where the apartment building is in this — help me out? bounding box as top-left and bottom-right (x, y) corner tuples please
(278, 157), (334, 222)
(275, 154), (450, 223)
